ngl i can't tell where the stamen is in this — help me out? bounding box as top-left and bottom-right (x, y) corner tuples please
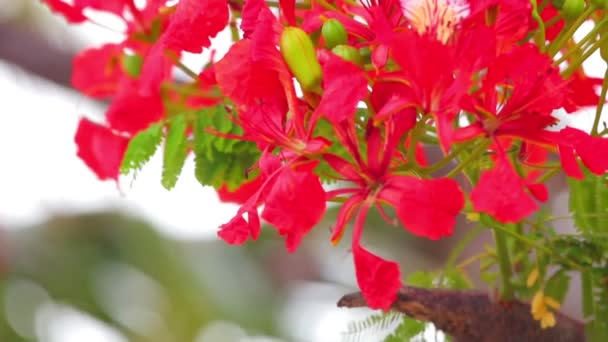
(400, 0), (469, 43)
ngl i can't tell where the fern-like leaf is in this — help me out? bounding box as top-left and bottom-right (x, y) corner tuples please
(161, 115), (188, 190)
(120, 122), (163, 175)
(192, 106), (259, 190)
(341, 312), (405, 342)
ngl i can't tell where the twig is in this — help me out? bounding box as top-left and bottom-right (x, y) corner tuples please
(338, 286), (585, 342)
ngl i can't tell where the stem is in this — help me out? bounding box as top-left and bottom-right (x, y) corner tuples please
(581, 272), (594, 318)
(493, 226), (514, 300)
(439, 224), (484, 285)
(406, 114), (429, 166)
(445, 140), (491, 178)
(592, 67), (608, 136)
(491, 220), (587, 272)
(548, 5), (596, 57)
(554, 19), (608, 66)
(426, 141), (475, 174)
(530, 0), (546, 48)
(562, 33), (608, 78)
(444, 224), (484, 271)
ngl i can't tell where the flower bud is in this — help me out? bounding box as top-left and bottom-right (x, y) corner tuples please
(280, 27), (323, 92)
(121, 53), (143, 77)
(552, 0), (585, 19)
(321, 19), (348, 49)
(331, 45), (363, 66)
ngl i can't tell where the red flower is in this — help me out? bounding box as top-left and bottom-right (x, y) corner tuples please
(454, 44), (568, 143)
(218, 153), (326, 252)
(74, 119), (129, 181)
(323, 106), (463, 309)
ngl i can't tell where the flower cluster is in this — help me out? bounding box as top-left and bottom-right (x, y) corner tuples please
(45, 0), (608, 311)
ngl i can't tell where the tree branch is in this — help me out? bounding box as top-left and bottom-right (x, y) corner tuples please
(338, 286), (585, 342)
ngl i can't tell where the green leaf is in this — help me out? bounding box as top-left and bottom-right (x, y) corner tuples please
(544, 270), (570, 303)
(406, 271), (434, 288)
(568, 168), (608, 239)
(384, 317), (425, 342)
(192, 106), (259, 190)
(121, 123), (163, 175)
(161, 115), (189, 190)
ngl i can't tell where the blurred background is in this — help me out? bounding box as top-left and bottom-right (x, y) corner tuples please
(0, 1), (602, 341)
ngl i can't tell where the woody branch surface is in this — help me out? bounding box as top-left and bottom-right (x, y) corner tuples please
(338, 286), (585, 342)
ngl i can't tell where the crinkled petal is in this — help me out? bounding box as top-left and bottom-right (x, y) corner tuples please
(315, 52), (368, 123)
(163, 0), (229, 53)
(353, 244), (401, 310)
(74, 118), (129, 181)
(216, 177), (264, 204)
(71, 44), (124, 99)
(261, 165), (326, 252)
(106, 81), (164, 134)
(395, 177), (464, 240)
(471, 158), (538, 223)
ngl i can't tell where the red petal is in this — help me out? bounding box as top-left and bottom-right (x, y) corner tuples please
(71, 44), (124, 99)
(279, 0), (296, 25)
(558, 145), (583, 180)
(395, 177), (464, 240)
(217, 216), (251, 244)
(164, 0), (229, 53)
(261, 166), (326, 252)
(138, 39), (175, 95)
(218, 208), (261, 244)
(471, 158), (538, 223)
(216, 177), (264, 204)
(241, 0), (265, 38)
(315, 53), (368, 123)
(74, 118), (129, 181)
(560, 127), (608, 176)
(353, 244), (401, 310)
(106, 82), (164, 134)
(215, 40), (286, 107)
(41, 0), (87, 23)
(74, 0), (126, 16)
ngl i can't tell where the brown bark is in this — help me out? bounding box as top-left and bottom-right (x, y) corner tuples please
(338, 286), (585, 342)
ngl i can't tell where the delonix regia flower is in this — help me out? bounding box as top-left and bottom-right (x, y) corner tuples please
(45, 0), (608, 320)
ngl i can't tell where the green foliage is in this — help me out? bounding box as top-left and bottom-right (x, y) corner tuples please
(121, 123), (163, 175)
(162, 115), (189, 190)
(384, 318), (425, 342)
(544, 271), (570, 303)
(192, 106), (260, 190)
(120, 106), (260, 191)
(341, 312), (405, 342)
(568, 169), (608, 239)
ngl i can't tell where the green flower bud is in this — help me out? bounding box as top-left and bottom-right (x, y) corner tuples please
(331, 45), (363, 66)
(553, 0), (585, 19)
(121, 53), (143, 77)
(280, 27), (323, 92)
(321, 19), (348, 49)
